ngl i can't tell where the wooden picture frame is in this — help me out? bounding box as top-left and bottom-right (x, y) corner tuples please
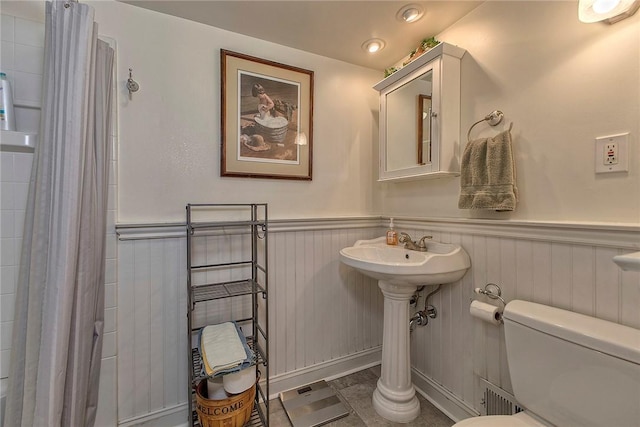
(221, 49), (314, 180)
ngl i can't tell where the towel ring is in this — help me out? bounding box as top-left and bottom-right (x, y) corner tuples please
(467, 110), (504, 142)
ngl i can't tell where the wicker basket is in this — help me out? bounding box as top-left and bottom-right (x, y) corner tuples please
(195, 379), (256, 427)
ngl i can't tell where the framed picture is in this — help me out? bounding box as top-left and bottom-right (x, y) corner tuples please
(221, 50), (314, 180)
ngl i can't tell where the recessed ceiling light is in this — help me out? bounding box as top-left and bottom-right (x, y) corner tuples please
(396, 4), (425, 23)
(362, 38), (386, 53)
(579, 0), (640, 22)
(593, 0), (621, 13)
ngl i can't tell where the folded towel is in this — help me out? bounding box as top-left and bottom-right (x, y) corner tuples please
(198, 322), (254, 378)
(458, 126), (518, 211)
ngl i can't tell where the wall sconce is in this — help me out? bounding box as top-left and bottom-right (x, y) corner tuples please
(295, 132), (308, 146)
(579, 0), (640, 23)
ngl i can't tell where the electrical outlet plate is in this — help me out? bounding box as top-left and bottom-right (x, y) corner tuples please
(595, 133), (629, 173)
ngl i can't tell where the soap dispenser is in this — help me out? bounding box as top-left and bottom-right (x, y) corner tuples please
(386, 218), (398, 245)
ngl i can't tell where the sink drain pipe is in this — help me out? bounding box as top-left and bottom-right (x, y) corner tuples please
(409, 284), (441, 332)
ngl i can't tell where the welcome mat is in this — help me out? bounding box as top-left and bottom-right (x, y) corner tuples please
(279, 380), (350, 427)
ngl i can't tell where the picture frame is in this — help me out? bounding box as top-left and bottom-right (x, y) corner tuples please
(221, 49), (314, 180)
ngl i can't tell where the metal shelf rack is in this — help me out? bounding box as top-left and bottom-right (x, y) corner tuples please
(186, 203), (269, 426)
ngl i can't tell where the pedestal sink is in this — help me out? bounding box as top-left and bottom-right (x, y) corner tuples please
(339, 237), (470, 423)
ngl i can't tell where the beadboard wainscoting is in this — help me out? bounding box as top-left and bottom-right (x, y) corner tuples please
(115, 217), (639, 425)
(394, 219), (640, 421)
(115, 218), (385, 425)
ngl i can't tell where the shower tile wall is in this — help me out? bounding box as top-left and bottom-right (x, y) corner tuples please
(0, 13), (44, 381)
(0, 150), (32, 379)
(0, 14), (44, 133)
(0, 14), (118, 427)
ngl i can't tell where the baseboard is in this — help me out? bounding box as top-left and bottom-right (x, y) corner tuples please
(268, 346), (382, 399)
(117, 348), (381, 426)
(411, 368), (479, 423)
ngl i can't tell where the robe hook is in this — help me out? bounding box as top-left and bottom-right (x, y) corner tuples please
(127, 68), (140, 99)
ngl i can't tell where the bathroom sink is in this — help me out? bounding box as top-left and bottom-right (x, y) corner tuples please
(339, 236), (470, 286)
(339, 236), (471, 422)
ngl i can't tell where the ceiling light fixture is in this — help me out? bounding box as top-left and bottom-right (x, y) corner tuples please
(362, 38), (385, 54)
(396, 4), (425, 23)
(578, 0), (640, 23)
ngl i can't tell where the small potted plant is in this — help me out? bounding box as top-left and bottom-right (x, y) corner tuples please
(420, 37), (440, 51)
(384, 67), (399, 78)
(403, 37), (440, 67)
(386, 37), (441, 78)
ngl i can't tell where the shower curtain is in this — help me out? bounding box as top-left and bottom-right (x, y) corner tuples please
(4, 1), (114, 426)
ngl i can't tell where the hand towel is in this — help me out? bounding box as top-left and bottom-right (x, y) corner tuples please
(458, 126), (518, 211)
(198, 322), (254, 378)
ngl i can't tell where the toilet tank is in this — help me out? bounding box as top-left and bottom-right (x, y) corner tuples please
(503, 300), (640, 427)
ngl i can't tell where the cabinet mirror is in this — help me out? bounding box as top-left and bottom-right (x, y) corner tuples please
(417, 94), (432, 165)
(374, 42), (465, 182)
(385, 69), (434, 172)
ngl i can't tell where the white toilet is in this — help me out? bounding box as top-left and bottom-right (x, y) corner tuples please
(455, 300), (640, 427)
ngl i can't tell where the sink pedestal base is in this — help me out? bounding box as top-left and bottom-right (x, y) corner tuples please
(372, 280), (420, 423)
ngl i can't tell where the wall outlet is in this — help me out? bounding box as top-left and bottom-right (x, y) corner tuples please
(595, 133), (629, 173)
(604, 142), (618, 165)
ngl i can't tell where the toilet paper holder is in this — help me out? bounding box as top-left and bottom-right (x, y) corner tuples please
(474, 283), (506, 307)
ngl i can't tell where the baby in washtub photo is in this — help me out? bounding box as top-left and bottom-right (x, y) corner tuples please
(252, 83), (275, 120)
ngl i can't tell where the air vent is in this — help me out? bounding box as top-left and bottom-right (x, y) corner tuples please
(480, 378), (524, 416)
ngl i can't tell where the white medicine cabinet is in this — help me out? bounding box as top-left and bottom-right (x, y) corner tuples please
(375, 42), (466, 182)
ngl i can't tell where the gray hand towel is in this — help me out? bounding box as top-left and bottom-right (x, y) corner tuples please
(458, 127), (518, 211)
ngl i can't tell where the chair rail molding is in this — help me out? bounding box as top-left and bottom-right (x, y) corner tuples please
(116, 216), (639, 249)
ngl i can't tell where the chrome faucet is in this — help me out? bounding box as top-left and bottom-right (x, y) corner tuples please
(398, 232), (433, 252)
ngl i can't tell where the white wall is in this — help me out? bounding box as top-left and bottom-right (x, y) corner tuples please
(384, 2), (640, 418)
(2, 2), (639, 426)
(14, 3), (634, 223)
(381, 1), (640, 224)
(85, 0), (381, 225)
(0, 2), (383, 425)
(82, 1), (385, 424)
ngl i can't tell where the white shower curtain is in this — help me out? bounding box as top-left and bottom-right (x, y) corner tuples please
(4, 1), (114, 426)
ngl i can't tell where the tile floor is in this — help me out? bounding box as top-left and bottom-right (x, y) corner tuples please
(269, 367), (455, 427)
